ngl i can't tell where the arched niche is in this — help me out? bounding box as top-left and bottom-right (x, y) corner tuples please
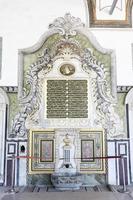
(0, 88), (9, 185)
(125, 87), (133, 182)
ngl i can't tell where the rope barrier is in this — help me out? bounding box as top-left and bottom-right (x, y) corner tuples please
(10, 155), (122, 160)
(13, 155), (40, 159)
(8, 154), (127, 193)
(59, 155), (122, 160)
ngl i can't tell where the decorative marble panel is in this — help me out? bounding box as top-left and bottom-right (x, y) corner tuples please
(8, 93), (19, 135)
(7, 143), (16, 154)
(81, 140), (94, 162)
(40, 140), (54, 162)
(28, 130), (55, 174)
(80, 130), (105, 173)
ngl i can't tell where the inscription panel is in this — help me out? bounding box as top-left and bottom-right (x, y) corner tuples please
(47, 80), (88, 118)
(47, 80), (67, 118)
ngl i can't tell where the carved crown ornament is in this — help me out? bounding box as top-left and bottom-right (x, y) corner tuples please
(49, 13), (85, 39)
(11, 14), (120, 138)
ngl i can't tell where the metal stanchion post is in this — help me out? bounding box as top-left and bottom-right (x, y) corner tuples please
(121, 155), (128, 193)
(7, 154), (16, 193)
(118, 155), (128, 193)
(11, 154), (15, 192)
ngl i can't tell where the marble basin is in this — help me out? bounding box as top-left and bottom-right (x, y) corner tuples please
(51, 172), (83, 190)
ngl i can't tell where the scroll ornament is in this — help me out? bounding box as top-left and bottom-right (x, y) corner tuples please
(11, 48), (53, 137)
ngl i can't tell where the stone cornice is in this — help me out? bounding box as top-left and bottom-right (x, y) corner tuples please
(1, 86), (18, 93)
(0, 86), (132, 94)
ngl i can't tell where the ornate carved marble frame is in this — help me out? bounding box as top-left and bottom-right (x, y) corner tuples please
(18, 13), (117, 100)
(28, 129), (55, 174)
(87, 0), (133, 28)
(12, 13), (118, 139)
(80, 129), (105, 174)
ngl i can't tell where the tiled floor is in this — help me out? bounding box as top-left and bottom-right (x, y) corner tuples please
(0, 185), (133, 200)
(0, 191), (133, 200)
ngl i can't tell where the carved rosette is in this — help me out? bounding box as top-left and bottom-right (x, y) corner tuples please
(12, 48), (53, 137)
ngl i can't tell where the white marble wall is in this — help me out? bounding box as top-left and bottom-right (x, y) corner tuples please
(125, 88), (133, 182)
(107, 141), (117, 185)
(0, 88), (9, 185)
(0, 103), (6, 184)
(128, 106), (133, 182)
(18, 141), (27, 186)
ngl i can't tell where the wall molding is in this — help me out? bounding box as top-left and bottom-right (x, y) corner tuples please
(1, 86), (18, 93)
(117, 86), (132, 93)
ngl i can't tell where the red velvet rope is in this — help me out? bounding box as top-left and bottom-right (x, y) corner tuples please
(11, 155), (122, 160)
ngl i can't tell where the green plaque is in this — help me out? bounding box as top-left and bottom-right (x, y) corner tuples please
(47, 80), (88, 118)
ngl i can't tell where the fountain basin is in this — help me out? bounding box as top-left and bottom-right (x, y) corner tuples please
(51, 172), (83, 190)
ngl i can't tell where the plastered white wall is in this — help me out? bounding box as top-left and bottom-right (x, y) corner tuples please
(107, 141), (116, 185)
(0, 0), (133, 86)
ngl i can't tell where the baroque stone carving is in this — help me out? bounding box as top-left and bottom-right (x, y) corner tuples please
(49, 14), (83, 62)
(12, 48), (53, 137)
(56, 42), (80, 56)
(49, 13), (85, 39)
(52, 40), (81, 64)
(81, 48), (120, 137)
(11, 14), (120, 138)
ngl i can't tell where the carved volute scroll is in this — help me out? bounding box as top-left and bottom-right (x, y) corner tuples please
(12, 48), (53, 137)
(81, 48), (119, 136)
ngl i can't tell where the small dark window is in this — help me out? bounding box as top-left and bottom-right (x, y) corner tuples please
(20, 145), (25, 153)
